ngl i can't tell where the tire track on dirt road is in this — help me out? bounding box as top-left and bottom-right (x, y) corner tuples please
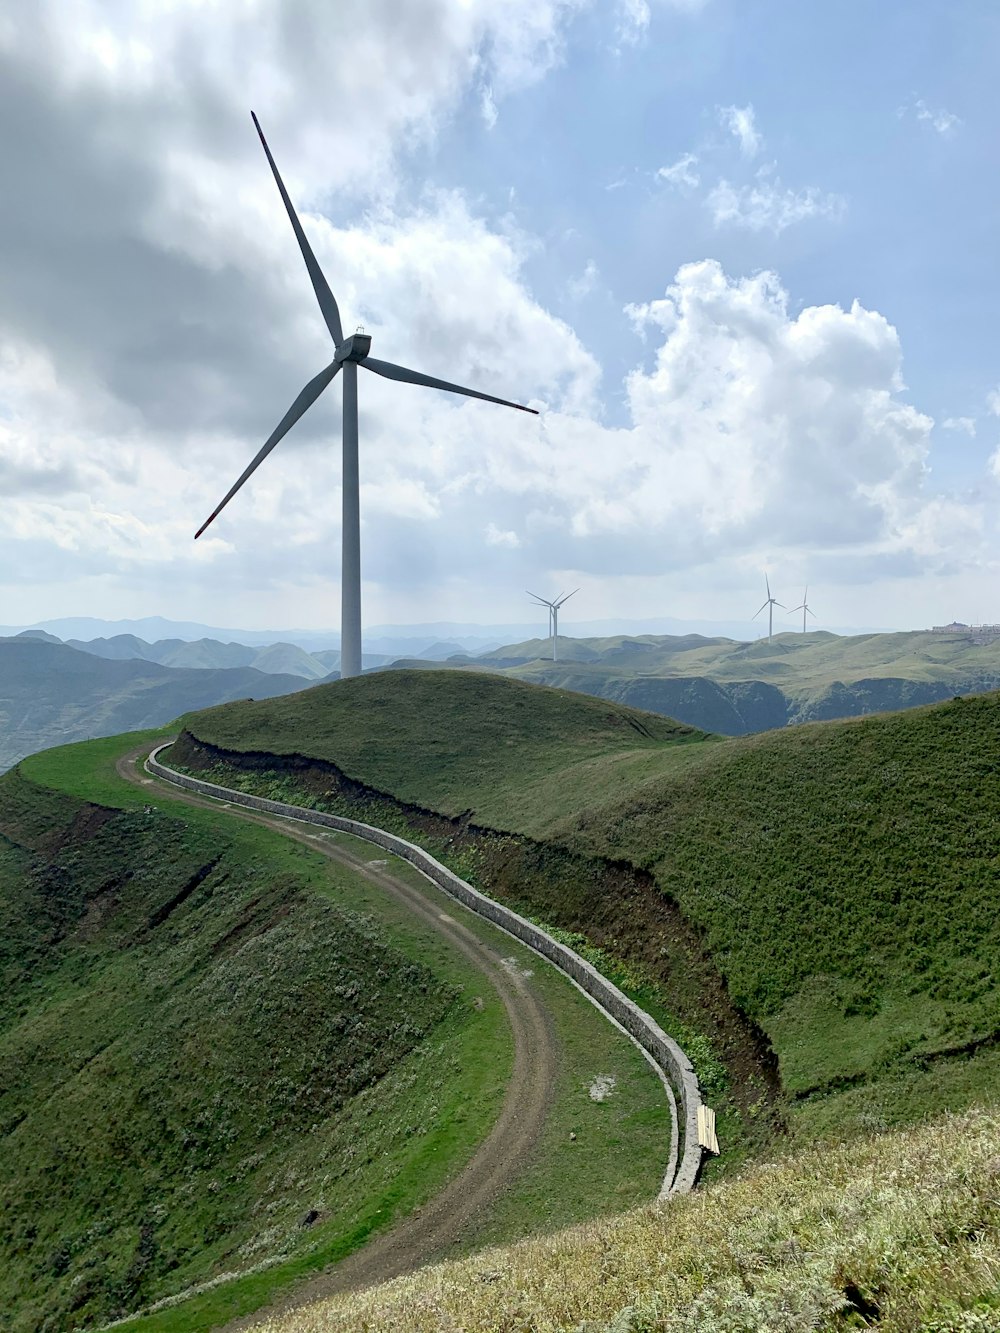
(116, 742), (558, 1327)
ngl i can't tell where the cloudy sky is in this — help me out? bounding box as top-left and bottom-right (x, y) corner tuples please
(2, 0), (998, 635)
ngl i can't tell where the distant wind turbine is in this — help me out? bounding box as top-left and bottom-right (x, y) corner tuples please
(194, 112), (538, 679)
(527, 588), (578, 661)
(787, 587), (817, 633)
(752, 574), (785, 643)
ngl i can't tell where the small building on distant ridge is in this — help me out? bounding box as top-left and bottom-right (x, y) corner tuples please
(930, 622), (1000, 640)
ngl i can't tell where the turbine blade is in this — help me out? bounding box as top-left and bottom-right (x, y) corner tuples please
(773, 601), (787, 610)
(361, 357), (538, 413)
(556, 588), (579, 608)
(765, 573), (771, 598)
(786, 604), (804, 615)
(807, 607), (817, 618)
(752, 603), (768, 619)
(195, 361), (340, 538)
(251, 112), (344, 346)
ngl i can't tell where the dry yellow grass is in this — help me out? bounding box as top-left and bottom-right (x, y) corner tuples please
(258, 1109), (1000, 1332)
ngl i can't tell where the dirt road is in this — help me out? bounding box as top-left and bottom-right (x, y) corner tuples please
(116, 743), (559, 1327)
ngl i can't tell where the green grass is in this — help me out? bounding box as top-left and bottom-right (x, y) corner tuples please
(178, 670), (707, 822)
(0, 734), (511, 1331)
(5, 727), (674, 1331)
(254, 1105), (1000, 1333)
(181, 674), (1000, 1144)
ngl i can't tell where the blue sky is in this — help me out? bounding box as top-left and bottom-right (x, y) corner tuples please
(0, 0), (998, 634)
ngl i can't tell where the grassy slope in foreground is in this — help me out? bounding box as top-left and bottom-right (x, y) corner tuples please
(4, 732), (673, 1332)
(258, 1107), (1000, 1332)
(183, 674), (1000, 1139)
(0, 733), (508, 1332)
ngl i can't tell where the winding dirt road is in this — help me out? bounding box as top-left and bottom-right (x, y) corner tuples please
(116, 743), (559, 1328)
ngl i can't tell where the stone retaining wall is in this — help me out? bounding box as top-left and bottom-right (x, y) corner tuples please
(147, 744), (706, 1195)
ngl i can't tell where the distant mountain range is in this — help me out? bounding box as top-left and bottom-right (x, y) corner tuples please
(5, 620), (996, 773)
(0, 613), (897, 657)
(394, 627), (1000, 735)
(0, 636), (315, 772)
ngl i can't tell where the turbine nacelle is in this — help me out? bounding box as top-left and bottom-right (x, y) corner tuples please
(335, 332), (372, 364)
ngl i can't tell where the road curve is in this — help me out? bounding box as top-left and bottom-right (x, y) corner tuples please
(116, 742), (558, 1327)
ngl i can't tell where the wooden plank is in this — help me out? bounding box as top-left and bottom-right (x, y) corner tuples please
(697, 1104), (720, 1155)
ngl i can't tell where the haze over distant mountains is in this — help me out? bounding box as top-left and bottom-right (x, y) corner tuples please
(0, 636), (313, 773)
(0, 613), (896, 657)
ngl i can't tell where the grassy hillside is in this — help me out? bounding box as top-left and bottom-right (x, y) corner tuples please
(257, 1107), (1000, 1332)
(4, 730), (675, 1331)
(181, 672), (1000, 1143)
(0, 742), (505, 1331)
(181, 670), (708, 822)
(0, 636), (311, 771)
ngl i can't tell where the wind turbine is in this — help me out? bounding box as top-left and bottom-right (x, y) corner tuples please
(527, 588), (578, 662)
(787, 587), (817, 633)
(195, 112), (538, 679)
(752, 574), (785, 644)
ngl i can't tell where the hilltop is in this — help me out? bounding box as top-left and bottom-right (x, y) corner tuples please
(180, 671), (1000, 1147)
(177, 669), (709, 826)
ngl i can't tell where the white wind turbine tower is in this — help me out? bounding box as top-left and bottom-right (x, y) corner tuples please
(527, 588), (578, 661)
(787, 587), (817, 633)
(195, 112), (538, 679)
(752, 574), (785, 644)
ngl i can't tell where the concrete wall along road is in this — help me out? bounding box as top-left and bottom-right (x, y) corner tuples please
(146, 744), (707, 1196)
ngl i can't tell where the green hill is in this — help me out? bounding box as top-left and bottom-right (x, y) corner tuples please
(177, 669), (708, 825)
(179, 672), (1000, 1145)
(0, 755), (469, 1330)
(3, 728), (677, 1331)
(424, 628), (1000, 735)
(0, 636), (312, 772)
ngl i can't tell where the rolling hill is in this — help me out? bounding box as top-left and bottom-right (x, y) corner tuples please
(3, 729), (676, 1330)
(63, 633), (352, 678)
(0, 636), (313, 771)
(402, 627), (1000, 734)
(177, 670), (1000, 1148)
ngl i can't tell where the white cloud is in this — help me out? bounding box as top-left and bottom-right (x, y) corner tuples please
(615, 0), (706, 46)
(718, 104), (762, 158)
(987, 388), (1000, 416)
(567, 259), (599, 300)
(942, 417), (976, 437)
(657, 152), (700, 191)
(708, 169), (845, 233)
(616, 0), (651, 44)
(480, 84), (499, 129)
(486, 522), (520, 547)
(901, 97), (962, 135)
(552, 261), (940, 567)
